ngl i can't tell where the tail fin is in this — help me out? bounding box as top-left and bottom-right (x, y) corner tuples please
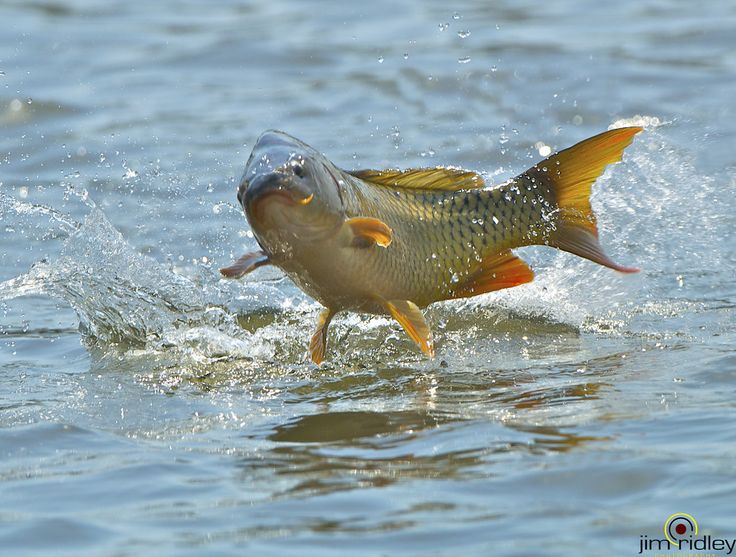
(525, 126), (642, 273)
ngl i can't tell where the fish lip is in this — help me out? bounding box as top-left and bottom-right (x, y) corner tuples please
(244, 173), (312, 223)
(248, 190), (298, 224)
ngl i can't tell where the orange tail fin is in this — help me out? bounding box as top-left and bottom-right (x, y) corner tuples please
(525, 126), (642, 272)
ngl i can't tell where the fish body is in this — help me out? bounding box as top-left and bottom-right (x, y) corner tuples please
(222, 127), (642, 363)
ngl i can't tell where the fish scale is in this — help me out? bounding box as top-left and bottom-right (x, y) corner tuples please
(341, 177), (552, 307)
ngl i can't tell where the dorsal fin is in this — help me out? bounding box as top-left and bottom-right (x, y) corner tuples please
(349, 167), (486, 192)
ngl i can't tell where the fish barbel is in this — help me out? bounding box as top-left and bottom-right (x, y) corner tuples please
(222, 127), (642, 363)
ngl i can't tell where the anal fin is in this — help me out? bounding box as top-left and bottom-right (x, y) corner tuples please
(384, 299), (434, 357)
(452, 250), (534, 299)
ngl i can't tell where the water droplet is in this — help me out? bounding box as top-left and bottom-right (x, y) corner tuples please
(403, 53), (409, 60)
(123, 168), (138, 179)
(490, 65), (498, 73)
(9, 98), (22, 112)
(499, 134), (509, 145)
(572, 114), (583, 125)
(458, 56), (471, 64)
(388, 126), (402, 149)
(0, 70), (5, 77)
(452, 12), (461, 20)
(99, 153), (106, 163)
(377, 55), (384, 64)
(492, 215), (499, 225)
(535, 142), (551, 157)
(457, 30), (471, 38)
(438, 22), (449, 31)
(19, 186), (29, 199)
(26, 98), (32, 105)
(451, 272), (460, 283)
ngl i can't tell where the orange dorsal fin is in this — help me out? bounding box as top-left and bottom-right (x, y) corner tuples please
(520, 126), (642, 272)
(451, 250), (534, 299)
(350, 167), (485, 192)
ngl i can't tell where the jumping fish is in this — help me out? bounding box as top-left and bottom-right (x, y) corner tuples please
(221, 127), (642, 363)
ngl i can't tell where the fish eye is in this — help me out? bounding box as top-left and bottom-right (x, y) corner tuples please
(291, 162), (305, 178)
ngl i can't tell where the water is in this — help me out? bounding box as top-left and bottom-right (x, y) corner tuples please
(1, 1), (735, 555)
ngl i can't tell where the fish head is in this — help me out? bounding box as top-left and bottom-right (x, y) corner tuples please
(238, 130), (345, 252)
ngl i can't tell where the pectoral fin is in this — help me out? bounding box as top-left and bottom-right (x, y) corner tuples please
(345, 217), (393, 248)
(309, 308), (335, 365)
(384, 299), (434, 357)
(219, 250), (270, 279)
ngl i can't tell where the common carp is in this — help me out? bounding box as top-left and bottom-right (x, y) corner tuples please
(221, 127), (642, 363)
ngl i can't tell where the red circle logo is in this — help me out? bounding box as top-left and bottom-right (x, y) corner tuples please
(664, 513), (698, 545)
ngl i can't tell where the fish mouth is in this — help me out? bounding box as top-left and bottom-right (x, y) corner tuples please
(243, 173), (313, 223)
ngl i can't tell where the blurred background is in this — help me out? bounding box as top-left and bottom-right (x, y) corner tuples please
(1, 1), (735, 556)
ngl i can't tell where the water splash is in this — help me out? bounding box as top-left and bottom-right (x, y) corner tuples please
(609, 114), (667, 130)
(0, 191), (80, 236)
(0, 205), (276, 365)
(466, 119), (728, 341)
